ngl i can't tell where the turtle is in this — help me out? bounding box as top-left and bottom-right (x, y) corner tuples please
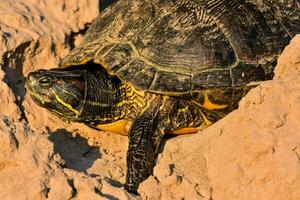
(26, 0), (299, 193)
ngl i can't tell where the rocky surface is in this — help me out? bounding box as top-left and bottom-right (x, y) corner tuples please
(0, 1), (299, 199)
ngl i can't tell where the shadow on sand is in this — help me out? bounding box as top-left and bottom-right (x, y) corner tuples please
(49, 129), (101, 172)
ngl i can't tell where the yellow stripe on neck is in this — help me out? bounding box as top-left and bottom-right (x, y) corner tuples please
(54, 93), (80, 115)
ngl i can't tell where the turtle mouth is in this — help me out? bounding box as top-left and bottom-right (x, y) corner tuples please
(26, 83), (52, 107)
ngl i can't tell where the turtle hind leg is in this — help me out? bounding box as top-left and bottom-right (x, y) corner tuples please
(125, 106), (164, 193)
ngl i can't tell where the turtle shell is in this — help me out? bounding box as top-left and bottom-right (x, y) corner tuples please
(60, 0), (299, 95)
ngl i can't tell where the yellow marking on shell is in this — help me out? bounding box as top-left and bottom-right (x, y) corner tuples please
(95, 58), (110, 72)
(54, 93), (80, 115)
(96, 120), (132, 135)
(63, 57), (93, 68)
(202, 92), (227, 110)
(168, 127), (199, 135)
(78, 57), (93, 65)
(168, 109), (214, 135)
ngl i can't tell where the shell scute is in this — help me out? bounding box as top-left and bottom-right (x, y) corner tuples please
(61, 0), (298, 94)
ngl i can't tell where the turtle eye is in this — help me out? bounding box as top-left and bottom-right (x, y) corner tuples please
(38, 76), (52, 87)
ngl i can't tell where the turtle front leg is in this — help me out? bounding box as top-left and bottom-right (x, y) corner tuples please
(124, 106), (164, 193)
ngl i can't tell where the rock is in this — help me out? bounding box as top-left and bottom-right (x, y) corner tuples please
(47, 170), (74, 200)
(275, 35), (300, 79)
(0, 114), (131, 200)
(0, 70), (21, 121)
(0, 114), (55, 200)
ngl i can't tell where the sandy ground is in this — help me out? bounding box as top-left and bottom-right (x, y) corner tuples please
(0, 1), (299, 199)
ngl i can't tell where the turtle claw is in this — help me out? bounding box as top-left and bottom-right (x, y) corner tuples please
(124, 183), (138, 194)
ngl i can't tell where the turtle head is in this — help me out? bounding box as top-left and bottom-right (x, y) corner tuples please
(26, 68), (86, 121)
(26, 66), (122, 122)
